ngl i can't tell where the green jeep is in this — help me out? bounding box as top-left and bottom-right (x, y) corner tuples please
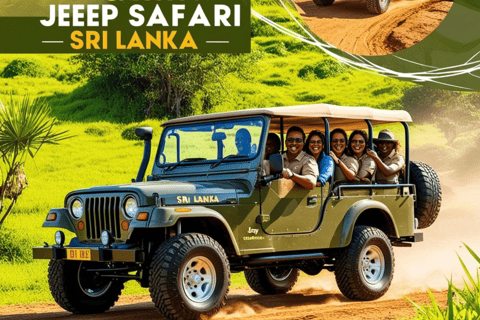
(33, 104), (441, 319)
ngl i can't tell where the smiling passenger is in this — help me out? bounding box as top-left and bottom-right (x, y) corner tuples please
(329, 128), (358, 182)
(366, 129), (405, 183)
(304, 130), (334, 187)
(281, 126), (318, 190)
(348, 130), (376, 183)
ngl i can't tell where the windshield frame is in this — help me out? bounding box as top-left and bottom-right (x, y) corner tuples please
(154, 116), (268, 170)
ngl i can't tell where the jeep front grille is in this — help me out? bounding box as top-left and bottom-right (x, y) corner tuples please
(84, 197), (122, 240)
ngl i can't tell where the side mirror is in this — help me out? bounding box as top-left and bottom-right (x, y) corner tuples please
(212, 132), (227, 141)
(269, 154), (283, 174)
(135, 127), (153, 141)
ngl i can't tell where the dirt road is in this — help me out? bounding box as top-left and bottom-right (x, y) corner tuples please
(293, 0), (452, 55)
(0, 281), (447, 320)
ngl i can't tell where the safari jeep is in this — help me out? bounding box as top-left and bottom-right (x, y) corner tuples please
(313, 0), (390, 15)
(33, 104), (441, 319)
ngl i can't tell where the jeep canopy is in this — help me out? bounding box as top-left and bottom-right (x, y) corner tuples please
(162, 104), (413, 132)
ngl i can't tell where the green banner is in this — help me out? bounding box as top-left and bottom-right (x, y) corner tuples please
(0, 0), (251, 53)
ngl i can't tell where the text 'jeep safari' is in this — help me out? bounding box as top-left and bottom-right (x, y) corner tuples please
(33, 104), (441, 320)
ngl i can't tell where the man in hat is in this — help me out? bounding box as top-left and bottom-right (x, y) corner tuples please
(366, 129), (405, 183)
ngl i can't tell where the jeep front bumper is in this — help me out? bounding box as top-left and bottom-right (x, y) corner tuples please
(32, 246), (145, 263)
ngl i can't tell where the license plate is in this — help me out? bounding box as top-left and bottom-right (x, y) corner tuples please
(66, 248), (91, 261)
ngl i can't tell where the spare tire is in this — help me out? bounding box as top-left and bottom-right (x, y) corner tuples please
(410, 161), (442, 229)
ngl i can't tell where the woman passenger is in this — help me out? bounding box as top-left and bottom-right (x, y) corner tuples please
(366, 129), (405, 183)
(348, 130), (376, 183)
(265, 133), (281, 160)
(329, 128), (358, 182)
(304, 130), (334, 187)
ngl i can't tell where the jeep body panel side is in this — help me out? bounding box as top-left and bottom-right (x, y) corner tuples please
(229, 183), (414, 255)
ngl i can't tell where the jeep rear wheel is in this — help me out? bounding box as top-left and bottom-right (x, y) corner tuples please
(335, 226), (394, 300)
(48, 260), (123, 314)
(149, 233), (230, 320)
(313, 0), (335, 6)
(245, 267), (299, 295)
(410, 161), (442, 229)
(366, 0), (390, 14)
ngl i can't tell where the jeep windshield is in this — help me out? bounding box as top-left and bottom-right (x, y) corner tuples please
(156, 117), (265, 170)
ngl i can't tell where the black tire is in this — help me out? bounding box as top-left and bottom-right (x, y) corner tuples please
(313, 0), (335, 6)
(245, 267), (299, 295)
(149, 233), (230, 320)
(335, 226), (394, 301)
(366, 0), (390, 14)
(410, 161), (442, 229)
(48, 259), (123, 314)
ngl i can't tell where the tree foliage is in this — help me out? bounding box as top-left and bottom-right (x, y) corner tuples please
(0, 96), (71, 229)
(73, 53), (259, 118)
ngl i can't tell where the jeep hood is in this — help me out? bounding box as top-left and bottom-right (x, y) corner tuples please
(66, 180), (243, 206)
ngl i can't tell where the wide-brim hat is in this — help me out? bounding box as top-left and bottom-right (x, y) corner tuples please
(373, 129), (398, 143)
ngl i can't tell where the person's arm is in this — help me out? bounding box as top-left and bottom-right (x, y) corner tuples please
(366, 150), (403, 176)
(357, 156), (376, 180)
(330, 152), (357, 181)
(318, 155), (334, 186)
(282, 168), (316, 189)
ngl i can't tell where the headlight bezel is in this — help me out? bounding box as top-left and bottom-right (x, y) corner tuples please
(69, 198), (84, 220)
(123, 196), (139, 219)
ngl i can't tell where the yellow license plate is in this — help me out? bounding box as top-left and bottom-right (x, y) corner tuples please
(66, 248), (91, 261)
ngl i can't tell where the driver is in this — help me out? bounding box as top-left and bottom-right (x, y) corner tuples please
(281, 126), (318, 190)
(235, 128), (252, 156)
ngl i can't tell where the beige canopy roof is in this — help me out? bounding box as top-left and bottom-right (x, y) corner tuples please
(162, 104), (412, 132)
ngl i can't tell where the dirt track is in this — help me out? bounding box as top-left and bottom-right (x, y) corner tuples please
(293, 0), (452, 55)
(0, 281), (448, 320)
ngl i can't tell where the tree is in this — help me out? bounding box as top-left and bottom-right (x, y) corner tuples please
(0, 96), (70, 229)
(73, 53), (259, 118)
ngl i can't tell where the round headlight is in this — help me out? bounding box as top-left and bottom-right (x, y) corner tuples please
(55, 230), (65, 246)
(124, 197), (138, 219)
(71, 199), (83, 220)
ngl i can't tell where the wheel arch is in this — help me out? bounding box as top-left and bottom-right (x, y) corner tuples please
(339, 199), (398, 247)
(130, 206), (241, 256)
(177, 216), (239, 256)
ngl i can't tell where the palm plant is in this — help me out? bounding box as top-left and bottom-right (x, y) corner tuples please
(0, 95), (70, 229)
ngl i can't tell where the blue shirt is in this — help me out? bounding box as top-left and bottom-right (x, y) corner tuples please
(317, 153), (334, 186)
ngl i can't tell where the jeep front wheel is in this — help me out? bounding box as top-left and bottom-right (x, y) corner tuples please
(149, 233), (230, 320)
(245, 267), (299, 295)
(335, 226), (394, 300)
(48, 260), (123, 314)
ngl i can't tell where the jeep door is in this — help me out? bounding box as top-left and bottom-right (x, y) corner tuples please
(260, 180), (329, 234)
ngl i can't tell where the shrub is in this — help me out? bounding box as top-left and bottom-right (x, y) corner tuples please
(84, 123), (112, 136)
(314, 59), (348, 79)
(298, 65), (315, 79)
(265, 42), (287, 56)
(251, 18), (278, 37)
(0, 228), (33, 263)
(121, 123), (150, 140)
(1, 59), (48, 78)
(261, 79), (290, 86)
